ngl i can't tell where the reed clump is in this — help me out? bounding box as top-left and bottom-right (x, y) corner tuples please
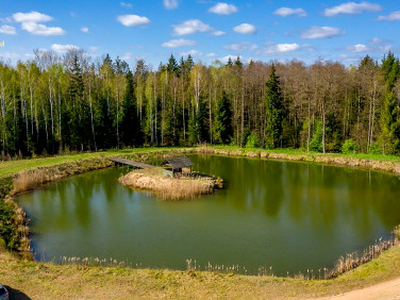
(12, 157), (112, 194)
(119, 168), (223, 200)
(326, 233), (399, 279)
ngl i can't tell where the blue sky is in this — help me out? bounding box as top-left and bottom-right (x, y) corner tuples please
(1, 0), (400, 68)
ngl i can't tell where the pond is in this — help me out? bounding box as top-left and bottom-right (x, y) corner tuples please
(17, 154), (400, 275)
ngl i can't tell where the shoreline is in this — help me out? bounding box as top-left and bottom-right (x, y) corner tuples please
(1, 146), (400, 297)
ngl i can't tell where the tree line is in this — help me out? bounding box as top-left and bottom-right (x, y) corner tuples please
(1, 49), (400, 159)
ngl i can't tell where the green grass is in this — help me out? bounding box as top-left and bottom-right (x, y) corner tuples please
(0, 147), (191, 177)
(209, 144), (400, 162)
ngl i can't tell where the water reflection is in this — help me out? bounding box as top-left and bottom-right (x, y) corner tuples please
(17, 155), (400, 275)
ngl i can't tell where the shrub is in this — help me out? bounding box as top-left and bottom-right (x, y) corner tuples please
(342, 139), (359, 154)
(368, 142), (382, 155)
(245, 132), (259, 148)
(309, 121), (323, 152)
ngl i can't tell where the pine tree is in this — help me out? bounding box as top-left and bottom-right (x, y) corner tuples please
(214, 91), (233, 144)
(120, 71), (142, 147)
(67, 53), (88, 150)
(188, 99), (208, 144)
(265, 65), (283, 148)
(380, 52), (400, 154)
(167, 54), (179, 75)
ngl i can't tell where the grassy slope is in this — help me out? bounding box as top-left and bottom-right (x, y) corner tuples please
(1, 246), (400, 299)
(0, 148), (182, 177)
(211, 145), (400, 162)
(1, 146), (400, 298)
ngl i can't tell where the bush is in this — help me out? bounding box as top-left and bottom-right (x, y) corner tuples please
(309, 121), (323, 152)
(245, 132), (259, 148)
(341, 139), (359, 154)
(368, 142), (382, 155)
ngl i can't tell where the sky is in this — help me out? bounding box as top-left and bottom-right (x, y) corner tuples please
(1, 0), (400, 69)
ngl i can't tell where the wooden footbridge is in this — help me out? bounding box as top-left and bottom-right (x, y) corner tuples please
(109, 157), (155, 169)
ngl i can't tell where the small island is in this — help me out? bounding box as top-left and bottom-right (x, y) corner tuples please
(118, 156), (223, 200)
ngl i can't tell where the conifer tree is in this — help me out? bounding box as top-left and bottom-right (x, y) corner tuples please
(265, 65), (283, 148)
(121, 70), (142, 147)
(380, 52), (400, 154)
(214, 91), (233, 144)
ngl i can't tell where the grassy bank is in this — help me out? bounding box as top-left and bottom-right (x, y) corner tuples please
(1, 146), (400, 298)
(199, 145), (400, 175)
(1, 245), (400, 299)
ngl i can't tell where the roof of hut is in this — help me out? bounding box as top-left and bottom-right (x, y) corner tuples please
(161, 156), (194, 169)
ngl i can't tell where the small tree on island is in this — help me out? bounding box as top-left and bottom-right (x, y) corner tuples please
(265, 64), (284, 149)
(214, 91), (233, 144)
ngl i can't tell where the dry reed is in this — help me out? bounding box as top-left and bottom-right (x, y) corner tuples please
(119, 168), (223, 200)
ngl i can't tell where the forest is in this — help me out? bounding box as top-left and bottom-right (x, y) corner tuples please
(1, 49), (400, 158)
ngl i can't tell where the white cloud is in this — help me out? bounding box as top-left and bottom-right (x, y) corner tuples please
(89, 46), (100, 52)
(346, 44), (370, 52)
(172, 19), (214, 36)
(206, 53), (217, 58)
(0, 17), (13, 23)
(117, 14), (150, 27)
(0, 52), (20, 61)
(120, 2), (132, 8)
(212, 30), (226, 36)
(51, 44), (79, 53)
(21, 22), (65, 35)
(164, 0), (178, 9)
(224, 42), (257, 51)
(362, 38), (392, 53)
(377, 11), (400, 21)
(274, 7), (307, 17)
(13, 11), (53, 23)
(369, 37), (391, 45)
(121, 52), (133, 61)
(162, 39), (196, 48)
(0, 25), (16, 35)
(180, 50), (202, 56)
(324, 2), (382, 17)
(301, 26), (344, 39)
(257, 43), (301, 55)
(12, 11), (65, 36)
(81, 27), (89, 33)
(25, 53), (35, 59)
(209, 3), (238, 15)
(233, 23), (256, 34)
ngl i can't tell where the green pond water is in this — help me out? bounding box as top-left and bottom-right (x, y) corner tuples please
(17, 154), (400, 275)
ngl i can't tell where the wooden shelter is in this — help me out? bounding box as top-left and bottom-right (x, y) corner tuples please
(161, 156), (194, 178)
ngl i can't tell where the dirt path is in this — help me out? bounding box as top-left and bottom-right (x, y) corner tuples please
(321, 277), (400, 299)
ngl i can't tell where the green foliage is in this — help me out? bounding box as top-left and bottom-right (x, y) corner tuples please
(310, 121), (323, 152)
(3, 51), (400, 157)
(0, 176), (13, 199)
(341, 139), (360, 154)
(380, 52), (400, 155)
(245, 132), (259, 148)
(120, 71), (143, 147)
(368, 142), (382, 155)
(189, 101), (209, 145)
(214, 91), (233, 144)
(0, 199), (19, 251)
(265, 65), (283, 149)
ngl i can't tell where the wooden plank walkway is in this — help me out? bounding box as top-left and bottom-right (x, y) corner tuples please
(109, 157), (155, 169)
